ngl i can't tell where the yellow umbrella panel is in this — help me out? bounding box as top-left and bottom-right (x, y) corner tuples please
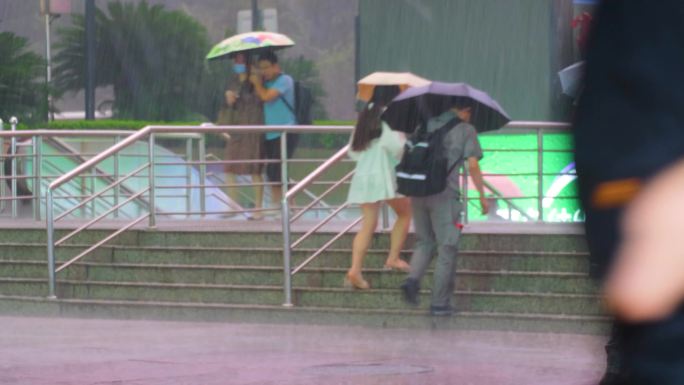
(356, 72), (430, 102)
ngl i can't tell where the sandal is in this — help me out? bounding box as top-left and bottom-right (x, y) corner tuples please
(344, 272), (370, 290)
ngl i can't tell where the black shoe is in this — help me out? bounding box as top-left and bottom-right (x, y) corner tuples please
(429, 305), (453, 316)
(400, 278), (420, 306)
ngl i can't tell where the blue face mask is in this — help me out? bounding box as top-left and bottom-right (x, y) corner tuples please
(232, 64), (246, 74)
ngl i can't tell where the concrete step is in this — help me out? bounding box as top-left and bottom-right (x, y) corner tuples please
(0, 278), (604, 316)
(0, 228), (588, 252)
(0, 262), (598, 294)
(0, 294), (611, 335)
(0, 244), (590, 273)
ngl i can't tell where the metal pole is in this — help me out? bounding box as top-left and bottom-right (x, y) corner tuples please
(84, 0), (96, 120)
(251, 0), (260, 30)
(0, 118), (5, 213)
(113, 136), (120, 218)
(33, 136), (42, 221)
(354, 14), (360, 83)
(45, 12), (53, 121)
(185, 137), (193, 216)
(198, 135), (207, 217)
(280, 132), (289, 198)
(10, 117), (18, 218)
(381, 203), (389, 230)
(46, 188), (56, 299)
(281, 129), (293, 307)
(90, 168), (96, 218)
(148, 134), (156, 227)
(462, 165), (469, 224)
(537, 128), (544, 221)
(281, 199), (293, 307)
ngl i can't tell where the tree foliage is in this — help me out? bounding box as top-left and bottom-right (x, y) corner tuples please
(0, 31), (46, 123)
(280, 55), (328, 120)
(53, 1), (215, 121)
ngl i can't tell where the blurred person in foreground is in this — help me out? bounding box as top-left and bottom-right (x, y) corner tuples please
(217, 53), (265, 219)
(573, 1), (684, 384)
(345, 85), (412, 290)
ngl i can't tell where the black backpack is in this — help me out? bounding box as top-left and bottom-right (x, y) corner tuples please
(395, 117), (461, 197)
(279, 78), (313, 125)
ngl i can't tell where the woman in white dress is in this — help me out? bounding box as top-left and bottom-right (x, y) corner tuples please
(345, 86), (412, 290)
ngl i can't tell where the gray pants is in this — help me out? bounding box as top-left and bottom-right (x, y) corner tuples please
(408, 189), (463, 308)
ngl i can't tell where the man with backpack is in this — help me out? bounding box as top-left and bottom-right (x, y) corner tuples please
(399, 101), (489, 316)
(250, 50), (299, 208)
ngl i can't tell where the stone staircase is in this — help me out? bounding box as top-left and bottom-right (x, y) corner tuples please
(0, 226), (610, 334)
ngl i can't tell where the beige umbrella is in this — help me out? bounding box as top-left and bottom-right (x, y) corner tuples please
(356, 72), (430, 102)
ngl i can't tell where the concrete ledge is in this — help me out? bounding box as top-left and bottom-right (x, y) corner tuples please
(0, 218), (584, 235)
(0, 295), (611, 335)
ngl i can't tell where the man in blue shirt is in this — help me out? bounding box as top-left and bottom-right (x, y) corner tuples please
(250, 51), (297, 208)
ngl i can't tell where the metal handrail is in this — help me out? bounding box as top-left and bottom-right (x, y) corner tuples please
(55, 214), (150, 273)
(286, 144), (350, 198)
(481, 179), (535, 221)
(291, 217), (363, 275)
(0, 129), (205, 138)
(45, 124), (355, 298)
(54, 163), (149, 221)
(289, 170), (354, 222)
(48, 125), (351, 190)
(54, 188), (149, 247)
(280, 144), (352, 306)
(291, 203), (350, 249)
(206, 149), (334, 219)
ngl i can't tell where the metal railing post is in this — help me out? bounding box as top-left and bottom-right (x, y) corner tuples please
(148, 133), (156, 227)
(198, 135), (206, 217)
(185, 137), (193, 216)
(0, 118), (5, 213)
(90, 168), (96, 218)
(46, 188), (56, 299)
(33, 136), (42, 220)
(10, 117), (18, 218)
(381, 203), (389, 231)
(281, 129), (293, 307)
(280, 132), (289, 198)
(282, 199), (293, 307)
(537, 128), (544, 222)
(462, 165), (469, 224)
(113, 135), (120, 218)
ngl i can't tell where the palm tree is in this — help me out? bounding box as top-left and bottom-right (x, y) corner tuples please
(0, 31), (45, 123)
(53, 1), (215, 121)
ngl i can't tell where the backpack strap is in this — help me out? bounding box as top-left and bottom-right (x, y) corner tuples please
(433, 117), (462, 175)
(279, 93), (295, 115)
(275, 73), (297, 117)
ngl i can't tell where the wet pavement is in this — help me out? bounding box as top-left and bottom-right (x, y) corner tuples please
(0, 316), (605, 385)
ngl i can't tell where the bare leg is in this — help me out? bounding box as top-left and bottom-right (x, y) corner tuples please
(251, 174), (264, 219)
(224, 172), (240, 211)
(270, 184), (294, 212)
(346, 202), (379, 289)
(271, 185), (282, 208)
(384, 197), (412, 271)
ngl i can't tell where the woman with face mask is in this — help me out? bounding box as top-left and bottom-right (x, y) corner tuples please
(216, 53), (266, 220)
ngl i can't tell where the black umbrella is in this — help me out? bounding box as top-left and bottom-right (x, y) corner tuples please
(382, 81), (511, 133)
